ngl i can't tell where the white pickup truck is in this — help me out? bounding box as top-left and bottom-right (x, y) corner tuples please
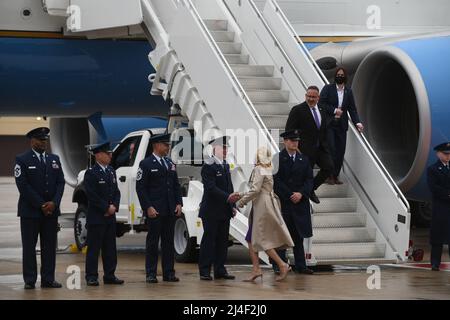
(72, 127), (213, 262)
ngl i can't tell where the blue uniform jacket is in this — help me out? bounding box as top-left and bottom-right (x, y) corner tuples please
(84, 163), (120, 225)
(427, 160), (450, 244)
(199, 157), (235, 221)
(14, 150), (65, 219)
(136, 154), (183, 216)
(273, 149), (314, 238)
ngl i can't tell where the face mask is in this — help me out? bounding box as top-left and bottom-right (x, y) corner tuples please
(335, 75), (346, 84)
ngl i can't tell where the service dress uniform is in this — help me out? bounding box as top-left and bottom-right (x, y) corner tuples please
(84, 142), (123, 285)
(273, 130), (314, 273)
(14, 127), (65, 289)
(427, 142), (450, 270)
(136, 133), (183, 282)
(198, 136), (236, 280)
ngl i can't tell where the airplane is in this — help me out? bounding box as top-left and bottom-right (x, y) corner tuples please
(1, 0), (450, 227)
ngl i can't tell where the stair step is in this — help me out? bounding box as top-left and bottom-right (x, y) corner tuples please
(204, 19), (228, 31)
(313, 213), (366, 228)
(312, 197), (357, 213)
(261, 115), (288, 129)
(253, 102), (294, 115)
(315, 184), (351, 198)
(239, 76), (282, 90)
(247, 90), (290, 103)
(224, 54), (249, 64)
(230, 65), (274, 77)
(210, 31), (235, 42)
(217, 42), (242, 54)
(311, 243), (386, 260)
(313, 227), (376, 243)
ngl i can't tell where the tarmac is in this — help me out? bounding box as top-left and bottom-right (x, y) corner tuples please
(0, 177), (449, 300)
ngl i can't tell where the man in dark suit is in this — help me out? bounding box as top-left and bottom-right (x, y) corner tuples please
(285, 85), (333, 203)
(136, 133), (183, 283)
(427, 142), (450, 271)
(319, 67), (364, 185)
(198, 136), (239, 281)
(84, 142), (124, 286)
(14, 127), (65, 289)
(273, 130), (314, 274)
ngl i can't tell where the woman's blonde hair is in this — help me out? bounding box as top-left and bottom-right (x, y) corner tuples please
(255, 146), (272, 168)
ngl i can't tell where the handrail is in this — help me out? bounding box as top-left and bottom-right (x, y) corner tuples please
(268, 0), (328, 84)
(181, 0), (278, 151)
(355, 127), (410, 210)
(241, 0), (308, 89)
(268, 0), (409, 211)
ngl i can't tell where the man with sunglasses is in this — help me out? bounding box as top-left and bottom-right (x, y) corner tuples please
(14, 127), (65, 289)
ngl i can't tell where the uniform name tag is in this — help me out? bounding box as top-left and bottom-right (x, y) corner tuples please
(52, 163), (59, 169)
(151, 169), (158, 172)
(28, 166), (36, 169)
(216, 172), (222, 176)
(99, 180), (106, 184)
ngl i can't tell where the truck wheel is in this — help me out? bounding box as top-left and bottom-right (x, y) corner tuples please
(74, 204), (88, 250)
(174, 214), (198, 263)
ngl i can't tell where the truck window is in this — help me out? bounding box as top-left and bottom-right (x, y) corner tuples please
(111, 136), (142, 169)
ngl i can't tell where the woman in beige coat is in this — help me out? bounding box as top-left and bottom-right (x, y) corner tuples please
(237, 146), (294, 282)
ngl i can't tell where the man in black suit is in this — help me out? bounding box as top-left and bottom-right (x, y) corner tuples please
(319, 67), (364, 185)
(14, 127), (65, 289)
(198, 136), (239, 281)
(285, 86), (334, 203)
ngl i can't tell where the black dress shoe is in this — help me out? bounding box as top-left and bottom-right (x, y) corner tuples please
(146, 276), (158, 283)
(86, 279), (99, 286)
(215, 274), (235, 280)
(104, 277), (124, 285)
(41, 281), (62, 288)
(295, 268), (314, 275)
(310, 191), (320, 204)
(24, 283), (35, 290)
(200, 275), (213, 281)
(163, 276), (180, 282)
(431, 266), (440, 271)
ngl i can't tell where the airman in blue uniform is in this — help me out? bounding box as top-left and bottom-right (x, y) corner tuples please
(84, 142), (124, 286)
(14, 127), (65, 289)
(198, 136), (239, 281)
(273, 130), (315, 275)
(427, 142), (450, 271)
(136, 133), (183, 283)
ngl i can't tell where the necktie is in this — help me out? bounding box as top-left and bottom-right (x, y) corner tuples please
(291, 155), (295, 163)
(160, 158), (167, 172)
(312, 107), (321, 128)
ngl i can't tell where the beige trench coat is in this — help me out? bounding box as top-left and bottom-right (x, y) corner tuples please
(237, 166), (294, 252)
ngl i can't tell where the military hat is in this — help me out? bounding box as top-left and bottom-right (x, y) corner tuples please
(208, 135), (231, 147)
(280, 130), (301, 141)
(433, 142), (450, 154)
(149, 133), (171, 144)
(87, 141), (112, 154)
(26, 127), (50, 140)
